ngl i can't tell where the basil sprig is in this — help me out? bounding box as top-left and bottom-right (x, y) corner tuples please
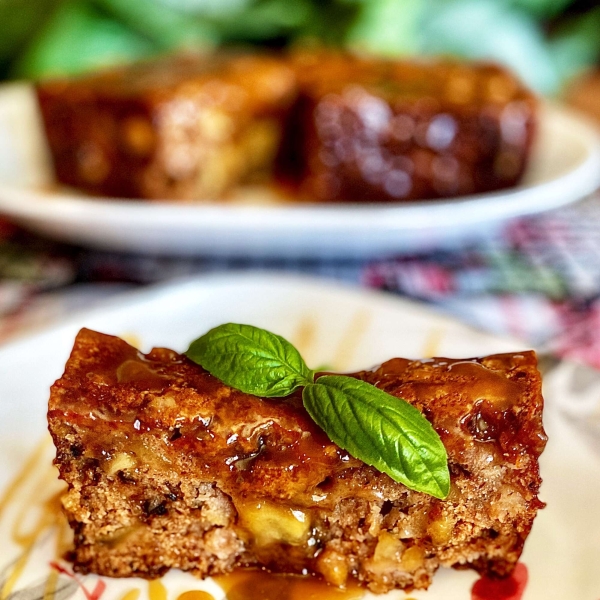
(186, 323), (313, 397)
(186, 323), (450, 499)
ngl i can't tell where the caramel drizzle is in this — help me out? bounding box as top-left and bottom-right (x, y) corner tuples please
(0, 437), (62, 600)
(176, 592), (215, 600)
(422, 326), (445, 358)
(119, 590), (141, 600)
(147, 580), (167, 600)
(292, 317), (318, 361)
(215, 569), (366, 600)
(0, 437), (50, 521)
(43, 569), (60, 600)
(330, 309), (371, 371)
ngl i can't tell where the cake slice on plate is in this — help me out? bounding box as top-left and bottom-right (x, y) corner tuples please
(48, 328), (546, 593)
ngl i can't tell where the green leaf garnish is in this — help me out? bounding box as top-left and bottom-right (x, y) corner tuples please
(303, 376), (450, 499)
(185, 323), (313, 397)
(186, 323), (450, 499)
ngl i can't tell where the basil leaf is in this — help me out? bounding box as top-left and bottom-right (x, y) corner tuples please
(185, 323), (314, 397)
(302, 376), (450, 499)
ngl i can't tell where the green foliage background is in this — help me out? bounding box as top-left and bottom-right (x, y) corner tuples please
(0, 0), (598, 93)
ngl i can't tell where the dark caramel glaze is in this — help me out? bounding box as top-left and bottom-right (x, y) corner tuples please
(51, 330), (357, 506)
(359, 355), (547, 463)
(50, 329), (545, 507)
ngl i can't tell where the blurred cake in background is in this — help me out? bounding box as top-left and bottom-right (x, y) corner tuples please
(565, 69), (600, 125)
(36, 50), (537, 203)
(277, 52), (538, 202)
(36, 52), (296, 201)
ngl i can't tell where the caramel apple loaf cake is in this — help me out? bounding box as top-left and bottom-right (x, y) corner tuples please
(48, 328), (546, 593)
(276, 52), (537, 202)
(37, 50), (536, 204)
(36, 52), (296, 201)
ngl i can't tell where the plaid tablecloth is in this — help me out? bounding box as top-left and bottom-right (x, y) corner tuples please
(2, 194), (600, 367)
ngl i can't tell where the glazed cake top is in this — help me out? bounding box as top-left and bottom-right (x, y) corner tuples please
(49, 328), (546, 506)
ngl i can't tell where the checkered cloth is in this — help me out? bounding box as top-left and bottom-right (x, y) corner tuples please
(2, 194), (600, 367)
(363, 195), (600, 366)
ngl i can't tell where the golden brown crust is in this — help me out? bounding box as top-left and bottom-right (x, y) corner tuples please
(48, 329), (546, 593)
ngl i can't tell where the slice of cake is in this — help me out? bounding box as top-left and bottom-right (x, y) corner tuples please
(276, 51), (537, 202)
(36, 52), (296, 201)
(48, 329), (546, 593)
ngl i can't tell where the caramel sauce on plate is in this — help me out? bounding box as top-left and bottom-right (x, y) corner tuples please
(215, 570), (365, 600)
(176, 592), (215, 600)
(119, 590), (141, 600)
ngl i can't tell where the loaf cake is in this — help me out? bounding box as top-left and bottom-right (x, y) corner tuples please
(37, 51), (536, 204)
(276, 52), (537, 202)
(48, 329), (546, 593)
(36, 53), (296, 201)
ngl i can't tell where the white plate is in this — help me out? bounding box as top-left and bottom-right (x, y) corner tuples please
(0, 273), (598, 599)
(0, 84), (599, 257)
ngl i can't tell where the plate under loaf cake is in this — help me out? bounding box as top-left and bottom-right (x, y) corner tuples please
(48, 329), (546, 593)
(276, 52), (537, 202)
(36, 53), (296, 201)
